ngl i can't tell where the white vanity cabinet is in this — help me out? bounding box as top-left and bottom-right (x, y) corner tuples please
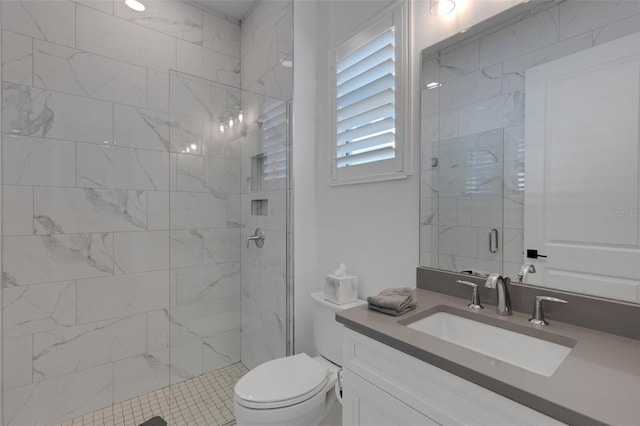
(341, 329), (565, 426)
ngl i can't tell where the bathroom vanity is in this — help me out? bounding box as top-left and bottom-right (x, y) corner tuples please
(341, 329), (564, 425)
(337, 285), (640, 426)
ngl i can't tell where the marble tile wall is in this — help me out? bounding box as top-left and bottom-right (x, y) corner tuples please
(419, 0), (640, 278)
(241, 0), (293, 101)
(0, 1), (243, 424)
(239, 1), (292, 369)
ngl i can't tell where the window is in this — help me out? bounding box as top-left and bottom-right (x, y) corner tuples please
(331, 2), (409, 185)
(260, 100), (288, 183)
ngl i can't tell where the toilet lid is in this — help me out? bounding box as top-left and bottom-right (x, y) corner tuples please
(235, 353), (329, 409)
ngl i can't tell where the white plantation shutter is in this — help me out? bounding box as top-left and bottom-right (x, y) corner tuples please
(261, 101), (287, 182)
(336, 28), (396, 167)
(331, 2), (409, 185)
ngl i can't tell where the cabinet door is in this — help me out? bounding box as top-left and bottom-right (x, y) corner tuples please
(342, 369), (439, 426)
(344, 329), (566, 426)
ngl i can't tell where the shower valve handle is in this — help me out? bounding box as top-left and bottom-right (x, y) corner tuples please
(247, 228), (265, 248)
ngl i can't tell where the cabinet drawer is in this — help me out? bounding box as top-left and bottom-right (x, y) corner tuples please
(343, 329), (565, 426)
(342, 369), (438, 426)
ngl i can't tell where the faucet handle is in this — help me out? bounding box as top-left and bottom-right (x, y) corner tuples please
(456, 280), (484, 310)
(529, 295), (568, 326)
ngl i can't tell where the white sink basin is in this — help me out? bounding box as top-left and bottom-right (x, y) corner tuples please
(406, 312), (572, 376)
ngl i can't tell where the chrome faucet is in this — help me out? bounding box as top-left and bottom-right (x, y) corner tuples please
(517, 263), (536, 283)
(484, 274), (512, 316)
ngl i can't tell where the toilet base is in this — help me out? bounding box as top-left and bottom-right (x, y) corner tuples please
(234, 388), (326, 426)
(319, 392), (341, 426)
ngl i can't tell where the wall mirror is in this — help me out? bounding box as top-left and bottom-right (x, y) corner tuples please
(419, 0), (640, 303)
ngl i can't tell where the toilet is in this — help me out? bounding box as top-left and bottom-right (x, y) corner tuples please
(233, 292), (366, 426)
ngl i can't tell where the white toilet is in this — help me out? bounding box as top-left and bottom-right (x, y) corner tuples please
(234, 292), (366, 426)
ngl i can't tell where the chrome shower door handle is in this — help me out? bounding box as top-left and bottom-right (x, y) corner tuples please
(489, 228), (499, 254)
(247, 228), (265, 248)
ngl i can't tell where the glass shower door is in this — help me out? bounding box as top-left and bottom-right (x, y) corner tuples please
(166, 70), (289, 424)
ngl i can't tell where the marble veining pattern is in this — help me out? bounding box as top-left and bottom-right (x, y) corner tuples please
(3, 364), (113, 426)
(204, 12), (241, 58)
(114, 105), (171, 152)
(177, 40), (241, 89)
(175, 263), (241, 306)
(76, 144), (169, 191)
(114, 0), (204, 44)
(1, 1), (291, 424)
(112, 232), (170, 275)
(170, 72), (234, 121)
(2, 135), (76, 187)
(2, 281), (77, 339)
(76, 270), (170, 324)
(2, 83), (113, 144)
(1, 1), (75, 47)
(76, 4), (177, 72)
(33, 40), (147, 108)
(34, 187), (147, 235)
(2, 30), (33, 85)
(3, 233), (114, 286)
(32, 314), (147, 382)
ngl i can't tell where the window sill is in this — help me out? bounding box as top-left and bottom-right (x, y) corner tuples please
(329, 171), (410, 186)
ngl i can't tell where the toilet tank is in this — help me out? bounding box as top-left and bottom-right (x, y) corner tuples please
(311, 291), (366, 366)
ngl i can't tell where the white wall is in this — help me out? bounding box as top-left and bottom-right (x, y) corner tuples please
(315, 0), (416, 301)
(292, 0), (520, 355)
(315, 0), (521, 296)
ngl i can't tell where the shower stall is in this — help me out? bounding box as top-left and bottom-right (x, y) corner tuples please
(0, 1), (293, 424)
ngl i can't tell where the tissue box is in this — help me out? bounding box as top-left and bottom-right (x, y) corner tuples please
(324, 274), (358, 305)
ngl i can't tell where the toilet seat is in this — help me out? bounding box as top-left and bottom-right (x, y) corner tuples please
(235, 353), (330, 410)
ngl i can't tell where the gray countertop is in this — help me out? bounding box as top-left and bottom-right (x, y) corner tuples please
(336, 288), (640, 426)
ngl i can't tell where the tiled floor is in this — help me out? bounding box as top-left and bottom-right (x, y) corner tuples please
(61, 363), (248, 426)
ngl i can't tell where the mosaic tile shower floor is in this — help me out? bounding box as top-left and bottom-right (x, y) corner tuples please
(60, 363), (248, 426)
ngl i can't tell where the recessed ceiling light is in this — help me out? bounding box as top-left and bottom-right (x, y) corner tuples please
(430, 0), (456, 16)
(125, 0), (145, 12)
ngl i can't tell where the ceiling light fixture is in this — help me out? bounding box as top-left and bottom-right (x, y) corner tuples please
(430, 0), (455, 16)
(125, 0), (145, 12)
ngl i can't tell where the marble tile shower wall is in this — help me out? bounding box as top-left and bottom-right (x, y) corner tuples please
(239, 0), (292, 370)
(420, 1), (640, 278)
(0, 1), (244, 424)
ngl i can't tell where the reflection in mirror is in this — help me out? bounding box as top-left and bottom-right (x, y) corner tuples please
(419, 0), (640, 303)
